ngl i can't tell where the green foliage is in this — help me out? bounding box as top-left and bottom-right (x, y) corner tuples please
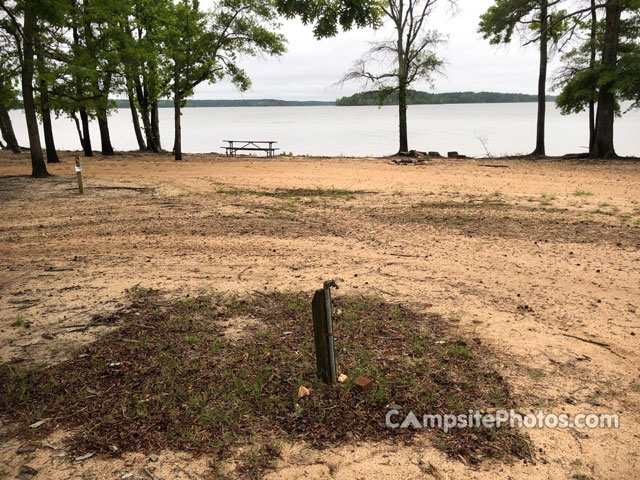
(479, 0), (541, 45)
(162, 0), (286, 100)
(275, 0), (382, 38)
(555, 5), (640, 117)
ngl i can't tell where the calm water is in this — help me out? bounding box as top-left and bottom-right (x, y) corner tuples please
(8, 103), (640, 157)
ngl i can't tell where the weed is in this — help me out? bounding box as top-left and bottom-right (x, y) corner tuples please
(11, 315), (25, 328)
(573, 190), (593, 197)
(528, 369), (545, 380)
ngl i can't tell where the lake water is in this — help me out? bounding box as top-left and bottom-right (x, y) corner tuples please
(8, 103), (640, 157)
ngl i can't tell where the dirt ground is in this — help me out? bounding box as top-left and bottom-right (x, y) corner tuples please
(1, 151), (639, 479)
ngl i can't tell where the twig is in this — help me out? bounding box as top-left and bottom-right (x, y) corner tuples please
(560, 333), (610, 348)
(560, 334), (625, 358)
(237, 266), (251, 280)
(143, 467), (161, 480)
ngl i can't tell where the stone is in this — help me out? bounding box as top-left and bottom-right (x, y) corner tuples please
(16, 446), (37, 454)
(297, 385), (311, 398)
(18, 465), (38, 480)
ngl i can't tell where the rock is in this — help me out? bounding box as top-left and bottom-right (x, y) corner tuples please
(297, 385), (311, 399)
(354, 376), (373, 392)
(16, 446), (37, 454)
(18, 465), (38, 479)
(338, 374), (348, 384)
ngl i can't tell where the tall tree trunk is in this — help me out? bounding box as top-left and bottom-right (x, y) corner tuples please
(71, 110), (86, 152)
(134, 75), (155, 151)
(593, 0), (621, 158)
(79, 108), (93, 156)
(588, 0), (597, 154)
(173, 62), (182, 161)
(39, 78), (60, 163)
(97, 74), (115, 155)
(22, 5), (48, 177)
(97, 111), (115, 155)
(398, 77), (408, 153)
(397, 26), (408, 154)
(0, 101), (21, 153)
(532, 0), (548, 156)
(127, 87), (146, 150)
(151, 100), (161, 150)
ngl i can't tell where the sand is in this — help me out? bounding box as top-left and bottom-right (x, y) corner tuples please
(1, 151), (639, 479)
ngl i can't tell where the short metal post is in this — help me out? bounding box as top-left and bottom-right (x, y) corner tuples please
(75, 157), (84, 194)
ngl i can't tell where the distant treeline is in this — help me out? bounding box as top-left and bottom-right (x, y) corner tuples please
(112, 99), (335, 108)
(336, 90), (557, 106)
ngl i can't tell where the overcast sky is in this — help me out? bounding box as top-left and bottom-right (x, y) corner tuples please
(196, 0), (559, 101)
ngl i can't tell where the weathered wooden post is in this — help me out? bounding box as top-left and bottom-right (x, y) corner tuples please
(75, 157), (84, 194)
(312, 280), (338, 384)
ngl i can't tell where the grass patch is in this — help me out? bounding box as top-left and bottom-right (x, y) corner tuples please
(274, 188), (359, 200)
(0, 290), (528, 471)
(215, 186), (363, 202)
(573, 190), (593, 197)
(539, 193), (557, 206)
(527, 369), (545, 380)
(10, 315), (25, 328)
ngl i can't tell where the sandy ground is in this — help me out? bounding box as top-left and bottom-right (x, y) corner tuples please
(1, 151), (639, 479)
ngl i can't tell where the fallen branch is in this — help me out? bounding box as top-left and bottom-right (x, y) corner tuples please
(560, 334), (625, 358)
(560, 333), (610, 348)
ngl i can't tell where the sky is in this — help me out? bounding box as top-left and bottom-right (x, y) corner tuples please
(195, 0), (560, 102)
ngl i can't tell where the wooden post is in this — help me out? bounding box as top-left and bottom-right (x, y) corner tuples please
(312, 280), (338, 384)
(75, 157), (84, 194)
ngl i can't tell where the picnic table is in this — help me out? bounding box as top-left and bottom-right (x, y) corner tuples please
(222, 140), (279, 158)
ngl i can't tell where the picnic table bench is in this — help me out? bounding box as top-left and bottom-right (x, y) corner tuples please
(222, 140), (279, 158)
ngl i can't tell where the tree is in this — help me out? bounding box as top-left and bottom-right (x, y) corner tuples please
(0, 0), (50, 177)
(480, 0), (569, 157)
(0, 19), (22, 153)
(341, 0), (448, 154)
(120, 0), (171, 153)
(0, 87), (21, 154)
(162, 0), (286, 161)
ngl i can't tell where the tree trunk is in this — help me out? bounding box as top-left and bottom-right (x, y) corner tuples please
(39, 79), (60, 163)
(396, 27), (408, 154)
(97, 111), (115, 155)
(0, 101), (21, 153)
(22, 5), (48, 177)
(173, 62), (182, 161)
(594, 3), (621, 155)
(134, 75), (155, 151)
(593, 0), (621, 158)
(531, 0), (548, 156)
(151, 100), (161, 150)
(588, 0), (597, 154)
(79, 108), (93, 156)
(127, 84), (146, 150)
(398, 78), (408, 153)
(97, 73), (115, 155)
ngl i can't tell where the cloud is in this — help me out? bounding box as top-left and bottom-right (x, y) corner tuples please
(195, 0), (549, 101)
